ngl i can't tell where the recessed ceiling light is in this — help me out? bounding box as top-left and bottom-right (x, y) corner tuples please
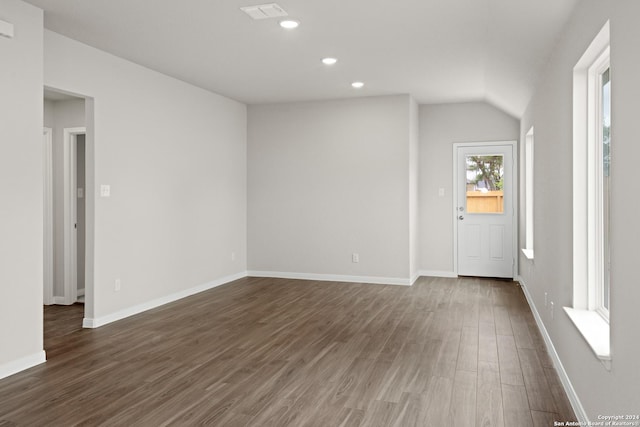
(279, 20), (299, 29)
(351, 81), (364, 89)
(322, 57), (338, 65)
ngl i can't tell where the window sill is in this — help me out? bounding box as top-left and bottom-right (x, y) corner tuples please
(563, 307), (611, 370)
(521, 248), (534, 260)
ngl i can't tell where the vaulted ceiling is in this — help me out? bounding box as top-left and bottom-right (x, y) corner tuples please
(26, 0), (579, 118)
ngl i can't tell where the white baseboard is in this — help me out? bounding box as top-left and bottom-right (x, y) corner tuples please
(418, 270), (457, 278)
(516, 276), (589, 424)
(77, 288), (85, 297)
(247, 270), (412, 286)
(410, 271), (420, 286)
(82, 271), (248, 329)
(52, 296), (67, 305)
(0, 350), (46, 380)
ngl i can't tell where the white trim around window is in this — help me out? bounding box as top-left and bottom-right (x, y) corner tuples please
(522, 126), (534, 260)
(568, 21), (611, 367)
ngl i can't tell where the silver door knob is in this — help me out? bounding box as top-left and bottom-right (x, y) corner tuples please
(458, 215), (464, 220)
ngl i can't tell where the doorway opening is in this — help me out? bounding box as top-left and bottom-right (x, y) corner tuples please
(43, 87), (94, 341)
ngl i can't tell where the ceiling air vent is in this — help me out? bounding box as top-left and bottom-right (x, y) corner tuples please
(240, 3), (288, 20)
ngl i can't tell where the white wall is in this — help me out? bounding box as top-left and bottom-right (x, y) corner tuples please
(44, 99), (54, 126)
(418, 102), (520, 274)
(43, 98), (85, 297)
(609, 0), (640, 413)
(248, 95), (414, 283)
(518, 0), (640, 418)
(0, 0), (45, 375)
(44, 30), (247, 322)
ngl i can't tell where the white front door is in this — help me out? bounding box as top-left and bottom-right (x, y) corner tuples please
(455, 142), (515, 278)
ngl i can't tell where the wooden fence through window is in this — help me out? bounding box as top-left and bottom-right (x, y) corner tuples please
(466, 190), (504, 213)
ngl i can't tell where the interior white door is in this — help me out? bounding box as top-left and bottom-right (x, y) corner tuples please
(456, 143), (514, 278)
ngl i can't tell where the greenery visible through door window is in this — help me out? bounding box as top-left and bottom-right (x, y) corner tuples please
(465, 155), (504, 213)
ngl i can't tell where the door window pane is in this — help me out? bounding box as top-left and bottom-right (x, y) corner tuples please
(466, 155), (504, 213)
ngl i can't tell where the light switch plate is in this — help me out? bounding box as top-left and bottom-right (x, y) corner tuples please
(100, 185), (111, 197)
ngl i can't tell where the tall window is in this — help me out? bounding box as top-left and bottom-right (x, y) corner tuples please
(585, 48), (611, 322)
(567, 21), (611, 365)
(523, 127), (534, 259)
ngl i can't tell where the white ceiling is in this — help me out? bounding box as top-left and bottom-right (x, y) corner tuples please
(26, 0), (579, 118)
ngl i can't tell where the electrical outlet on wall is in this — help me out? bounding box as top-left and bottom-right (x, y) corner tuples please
(231, 252), (236, 262)
(544, 292), (548, 307)
(352, 253), (359, 263)
(550, 301), (554, 319)
(115, 279), (121, 292)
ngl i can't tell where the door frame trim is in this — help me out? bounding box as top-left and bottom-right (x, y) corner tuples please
(452, 140), (518, 278)
(63, 127), (86, 305)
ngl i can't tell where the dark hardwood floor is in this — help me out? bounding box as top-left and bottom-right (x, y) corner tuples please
(0, 276), (576, 426)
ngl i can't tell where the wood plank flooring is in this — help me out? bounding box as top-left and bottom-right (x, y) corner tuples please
(0, 276), (576, 426)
